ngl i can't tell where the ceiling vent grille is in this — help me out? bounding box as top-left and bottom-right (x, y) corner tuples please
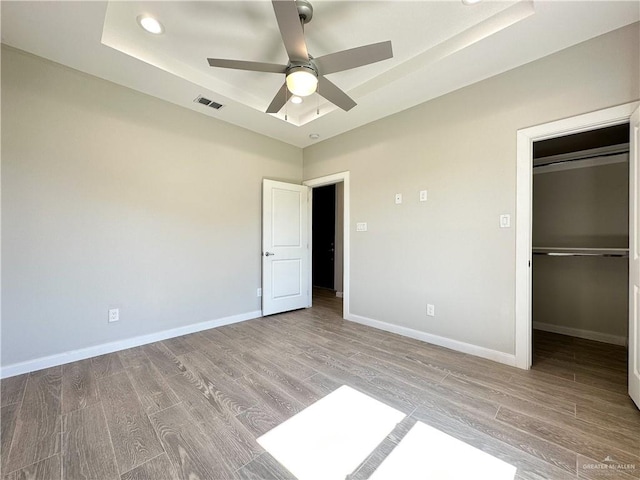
(194, 95), (224, 110)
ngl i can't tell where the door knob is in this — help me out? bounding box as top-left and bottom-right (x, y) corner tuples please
(265, 252), (275, 256)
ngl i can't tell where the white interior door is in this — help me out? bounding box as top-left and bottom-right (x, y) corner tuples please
(629, 106), (640, 409)
(262, 179), (311, 316)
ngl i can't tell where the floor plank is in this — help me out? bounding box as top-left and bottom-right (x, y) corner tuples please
(0, 375), (28, 408)
(62, 359), (99, 414)
(3, 454), (61, 480)
(234, 453), (297, 480)
(142, 343), (187, 378)
(1, 404), (20, 472)
(148, 403), (232, 480)
(62, 402), (119, 480)
(161, 336), (195, 357)
(120, 453), (179, 480)
(125, 362), (179, 415)
(235, 373), (303, 423)
(91, 353), (125, 379)
(117, 347), (149, 370)
(198, 342), (248, 381)
(5, 367), (61, 474)
(162, 359), (263, 473)
(237, 352), (323, 407)
(98, 372), (163, 474)
(177, 351), (257, 417)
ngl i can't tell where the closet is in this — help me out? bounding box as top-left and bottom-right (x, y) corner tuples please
(532, 124), (630, 366)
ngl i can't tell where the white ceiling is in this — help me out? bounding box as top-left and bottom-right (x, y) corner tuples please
(2, 1), (638, 147)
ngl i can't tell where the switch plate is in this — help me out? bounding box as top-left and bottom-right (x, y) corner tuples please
(500, 214), (511, 228)
(427, 304), (435, 317)
(108, 308), (119, 323)
(395, 193), (402, 204)
(356, 222), (368, 232)
(419, 190), (428, 202)
(257, 288), (262, 297)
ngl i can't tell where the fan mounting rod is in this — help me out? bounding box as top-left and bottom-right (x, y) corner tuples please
(296, 0), (313, 25)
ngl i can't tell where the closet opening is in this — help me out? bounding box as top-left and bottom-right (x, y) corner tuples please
(531, 123), (630, 388)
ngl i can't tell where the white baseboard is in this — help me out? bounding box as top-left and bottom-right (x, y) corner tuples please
(0, 310), (262, 379)
(346, 313), (516, 367)
(336, 291), (344, 298)
(533, 322), (627, 346)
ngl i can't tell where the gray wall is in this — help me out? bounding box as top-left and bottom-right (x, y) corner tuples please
(533, 162), (629, 248)
(532, 256), (628, 339)
(1, 47), (302, 366)
(532, 162), (629, 339)
(303, 23), (639, 355)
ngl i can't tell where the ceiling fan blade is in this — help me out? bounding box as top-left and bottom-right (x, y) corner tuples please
(314, 41), (393, 75)
(207, 58), (287, 74)
(318, 76), (356, 112)
(266, 83), (289, 113)
(272, 0), (309, 63)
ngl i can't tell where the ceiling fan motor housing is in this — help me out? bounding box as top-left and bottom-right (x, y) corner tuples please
(287, 60), (318, 78)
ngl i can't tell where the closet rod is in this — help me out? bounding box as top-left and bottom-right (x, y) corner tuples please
(533, 251), (628, 258)
(533, 150), (627, 168)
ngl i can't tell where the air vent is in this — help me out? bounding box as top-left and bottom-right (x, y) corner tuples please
(194, 95), (224, 110)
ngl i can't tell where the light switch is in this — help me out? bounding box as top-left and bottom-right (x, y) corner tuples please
(419, 190), (428, 202)
(395, 193), (402, 204)
(356, 222), (368, 232)
(500, 214), (511, 228)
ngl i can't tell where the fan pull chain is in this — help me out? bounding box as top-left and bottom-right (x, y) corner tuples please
(316, 85), (320, 116)
(285, 87), (289, 122)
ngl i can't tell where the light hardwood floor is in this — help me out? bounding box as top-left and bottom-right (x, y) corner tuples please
(1, 291), (638, 479)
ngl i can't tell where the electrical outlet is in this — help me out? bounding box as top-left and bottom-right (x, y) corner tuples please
(420, 190), (428, 202)
(108, 308), (119, 323)
(257, 288), (262, 297)
(427, 304), (435, 317)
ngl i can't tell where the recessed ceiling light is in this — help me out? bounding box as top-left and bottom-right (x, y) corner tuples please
(309, 133), (320, 140)
(461, 0), (483, 4)
(137, 15), (164, 34)
(290, 96), (303, 105)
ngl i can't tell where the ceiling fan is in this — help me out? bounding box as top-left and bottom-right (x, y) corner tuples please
(207, 0), (393, 113)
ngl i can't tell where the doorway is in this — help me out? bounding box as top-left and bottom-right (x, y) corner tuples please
(312, 184), (336, 291)
(530, 124), (630, 388)
(303, 171), (351, 319)
(311, 183), (343, 316)
(515, 102), (639, 371)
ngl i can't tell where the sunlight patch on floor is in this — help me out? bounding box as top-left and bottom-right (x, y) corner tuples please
(257, 385), (405, 480)
(370, 421), (517, 480)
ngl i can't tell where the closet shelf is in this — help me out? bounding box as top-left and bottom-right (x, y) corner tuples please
(533, 247), (629, 257)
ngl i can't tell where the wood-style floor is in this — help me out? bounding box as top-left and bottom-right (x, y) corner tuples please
(1, 290), (638, 479)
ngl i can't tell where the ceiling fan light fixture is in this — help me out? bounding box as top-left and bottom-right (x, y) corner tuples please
(137, 15), (164, 34)
(461, 0), (483, 5)
(286, 67), (318, 97)
(290, 96), (303, 104)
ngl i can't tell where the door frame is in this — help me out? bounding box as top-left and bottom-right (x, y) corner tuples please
(515, 102), (640, 369)
(303, 171), (350, 318)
